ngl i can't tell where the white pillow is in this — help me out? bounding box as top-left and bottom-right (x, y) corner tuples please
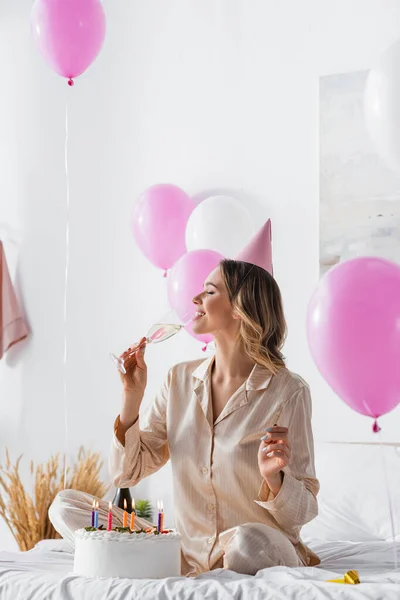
(302, 442), (400, 542)
(32, 539), (73, 553)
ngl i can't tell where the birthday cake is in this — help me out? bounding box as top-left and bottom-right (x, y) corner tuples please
(73, 527), (182, 579)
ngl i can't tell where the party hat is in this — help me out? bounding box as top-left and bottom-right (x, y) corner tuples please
(235, 219), (273, 275)
(327, 570), (360, 585)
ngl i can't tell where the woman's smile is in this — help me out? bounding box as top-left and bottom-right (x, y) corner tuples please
(193, 310), (206, 321)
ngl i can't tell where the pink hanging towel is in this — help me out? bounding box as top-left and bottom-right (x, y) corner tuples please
(0, 241), (29, 359)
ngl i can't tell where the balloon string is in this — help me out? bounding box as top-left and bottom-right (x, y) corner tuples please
(377, 429), (398, 569)
(63, 94), (71, 489)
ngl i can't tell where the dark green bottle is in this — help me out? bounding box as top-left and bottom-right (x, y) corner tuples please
(112, 488), (133, 513)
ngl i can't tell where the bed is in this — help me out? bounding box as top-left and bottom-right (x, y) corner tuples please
(0, 538), (399, 600)
(1, 442), (399, 599)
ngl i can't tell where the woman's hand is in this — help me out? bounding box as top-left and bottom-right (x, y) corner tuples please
(118, 337), (147, 435)
(119, 337), (148, 397)
(258, 426), (290, 495)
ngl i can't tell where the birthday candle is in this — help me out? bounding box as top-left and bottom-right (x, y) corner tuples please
(107, 501), (113, 531)
(123, 498), (128, 528)
(157, 500), (164, 533)
(91, 499), (96, 527)
(94, 500), (99, 528)
(130, 498), (135, 531)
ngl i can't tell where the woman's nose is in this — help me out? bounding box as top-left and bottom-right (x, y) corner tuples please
(192, 292), (203, 305)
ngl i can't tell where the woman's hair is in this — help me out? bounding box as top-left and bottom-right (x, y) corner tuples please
(220, 259), (287, 374)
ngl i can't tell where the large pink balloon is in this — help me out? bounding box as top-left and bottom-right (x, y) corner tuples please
(168, 250), (224, 345)
(307, 257), (400, 420)
(132, 184), (194, 273)
(31, 0), (106, 83)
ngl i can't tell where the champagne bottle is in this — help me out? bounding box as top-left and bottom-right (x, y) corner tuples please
(112, 488), (133, 513)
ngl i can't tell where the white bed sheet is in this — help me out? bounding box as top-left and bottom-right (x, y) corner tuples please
(0, 539), (399, 600)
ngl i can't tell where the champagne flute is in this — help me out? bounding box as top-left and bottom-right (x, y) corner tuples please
(110, 309), (194, 374)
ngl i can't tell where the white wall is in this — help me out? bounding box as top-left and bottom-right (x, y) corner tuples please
(1, 0), (400, 550)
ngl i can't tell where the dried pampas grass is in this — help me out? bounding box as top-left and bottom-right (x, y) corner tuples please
(0, 447), (109, 551)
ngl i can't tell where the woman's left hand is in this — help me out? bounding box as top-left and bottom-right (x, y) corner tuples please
(258, 426), (290, 482)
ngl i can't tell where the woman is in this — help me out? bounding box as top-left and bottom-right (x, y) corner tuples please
(50, 259), (320, 576)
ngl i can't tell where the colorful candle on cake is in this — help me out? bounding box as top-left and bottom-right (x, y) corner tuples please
(123, 498), (128, 528)
(130, 498), (135, 531)
(157, 500), (164, 533)
(91, 499), (96, 527)
(94, 500), (99, 528)
(107, 501), (113, 531)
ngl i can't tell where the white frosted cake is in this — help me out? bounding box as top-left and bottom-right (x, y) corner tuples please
(73, 527), (181, 579)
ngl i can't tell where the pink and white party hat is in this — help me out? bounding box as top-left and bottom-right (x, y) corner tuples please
(235, 219), (273, 275)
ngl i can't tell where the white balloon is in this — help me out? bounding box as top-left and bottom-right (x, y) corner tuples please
(365, 38), (400, 172)
(185, 196), (255, 258)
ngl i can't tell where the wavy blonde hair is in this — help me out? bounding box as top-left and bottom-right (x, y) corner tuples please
(220, 259), (287, 374)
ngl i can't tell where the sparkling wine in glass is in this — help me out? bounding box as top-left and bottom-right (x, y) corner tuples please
(110, 310), (194, 374)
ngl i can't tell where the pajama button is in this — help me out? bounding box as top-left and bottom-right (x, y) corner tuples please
(207, 503), (215, 511)
(208, 537), (213, 544)
(202, 467), (208, 474)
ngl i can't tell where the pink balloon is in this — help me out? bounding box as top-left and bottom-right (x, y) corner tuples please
(132, 184), (194, 272)
(31, 0), (106, 83)
(168, 249), (224, 345)
(307, 257), (400, 420)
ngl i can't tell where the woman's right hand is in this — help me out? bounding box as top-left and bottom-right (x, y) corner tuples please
(118, 337), (148, 429)
(119, 337), (148, 395)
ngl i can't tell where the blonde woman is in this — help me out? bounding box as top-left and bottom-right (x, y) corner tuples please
(50, 258), (320, 576)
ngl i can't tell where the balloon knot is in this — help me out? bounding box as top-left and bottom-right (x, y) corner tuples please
(372, 419), (381, 433)
(67, 78), (74, 87)
(163, 270), (168, 278)
(202, 344), (208, 352)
